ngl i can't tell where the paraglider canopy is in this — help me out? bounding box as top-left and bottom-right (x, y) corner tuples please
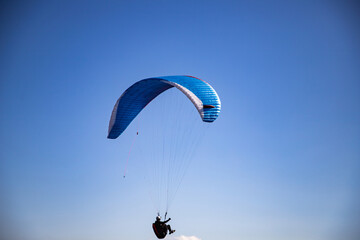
(107, 75), (221, 139)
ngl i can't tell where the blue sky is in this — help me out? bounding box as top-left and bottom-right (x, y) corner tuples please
(0, 1), (359, 240)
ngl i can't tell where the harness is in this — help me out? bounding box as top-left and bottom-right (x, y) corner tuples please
(152, 223), (167, 239)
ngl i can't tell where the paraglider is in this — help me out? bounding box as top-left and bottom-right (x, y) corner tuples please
(107, 75), (221, 238)
(152, 215), (175, 239)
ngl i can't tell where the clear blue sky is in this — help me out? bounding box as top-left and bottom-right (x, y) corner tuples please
(1, 1), (359, 240)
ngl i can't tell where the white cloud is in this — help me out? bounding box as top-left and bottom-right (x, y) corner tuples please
(171, 235), (202, 240)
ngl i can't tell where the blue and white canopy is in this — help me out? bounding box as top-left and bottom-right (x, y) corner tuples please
(107, 75), (221, 139)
